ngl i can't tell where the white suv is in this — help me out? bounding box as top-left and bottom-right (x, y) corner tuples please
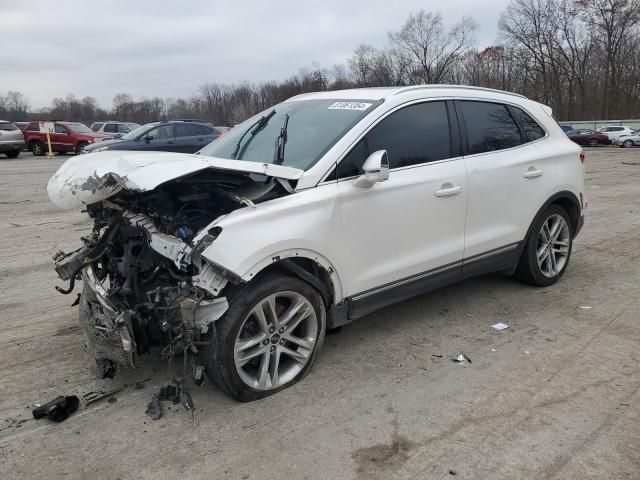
(596, 125), (635, 140)
(48, 86), (585, 401)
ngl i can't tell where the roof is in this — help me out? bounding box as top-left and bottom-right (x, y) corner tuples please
(287, 85), (527, 102)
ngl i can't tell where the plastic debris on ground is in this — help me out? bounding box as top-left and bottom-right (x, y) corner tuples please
(452, 353), (472, 363)
(32, 395), (80, 423)
(145, 395), (161, 420)
(578, 306), (593, 310)
(491, 322), (509, 331)
(146, 382), (194, 420)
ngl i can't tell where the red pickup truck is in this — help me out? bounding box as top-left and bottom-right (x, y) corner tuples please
(23, 121), (112, 155)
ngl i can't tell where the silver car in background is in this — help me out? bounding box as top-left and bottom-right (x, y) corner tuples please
(613, 131), (640, 148)
(0, 121), (25, 158)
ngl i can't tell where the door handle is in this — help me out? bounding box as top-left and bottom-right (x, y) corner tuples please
(524, 168), (543, 178)
(435, 184), (462, 197)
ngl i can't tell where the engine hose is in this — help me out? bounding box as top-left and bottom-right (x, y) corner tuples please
(55, 264), (84, 294)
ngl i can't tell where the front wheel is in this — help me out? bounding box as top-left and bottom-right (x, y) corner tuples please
(515, 205), (573, 286)
(30, 141), (45, 156)
(205, 274), (326, 401)
(588, 138), (599, 147)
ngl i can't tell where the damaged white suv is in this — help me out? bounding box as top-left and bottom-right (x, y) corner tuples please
(48, 86), (585, 401)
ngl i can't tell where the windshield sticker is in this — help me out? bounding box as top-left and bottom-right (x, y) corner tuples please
(328, 101), (372, 111)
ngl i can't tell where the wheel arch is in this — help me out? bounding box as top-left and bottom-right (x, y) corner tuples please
(527, 190), (582, 242)
(237, 249), (344, 307)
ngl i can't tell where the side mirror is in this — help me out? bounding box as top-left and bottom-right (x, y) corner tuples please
(353, 150), (390, 188)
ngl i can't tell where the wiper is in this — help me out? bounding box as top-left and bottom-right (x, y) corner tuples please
(273, 114), (289, 165)
(231, 110), (276, 159)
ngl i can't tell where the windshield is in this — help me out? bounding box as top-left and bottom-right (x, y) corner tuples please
(120, 123), (158, 141)
(199, 99), (380, 170)
(66, 123), (93, 133)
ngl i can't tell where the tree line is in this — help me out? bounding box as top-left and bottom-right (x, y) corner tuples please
(2, 0), (640, 126)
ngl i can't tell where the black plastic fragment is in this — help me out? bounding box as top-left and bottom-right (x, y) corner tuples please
(32, 395), (80, 423)
(179, 391), (194, 411)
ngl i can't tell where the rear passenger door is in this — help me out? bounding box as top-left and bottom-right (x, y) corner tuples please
(334, 101), (467, 306)
(174, 124), (216, 153)
(457, 100), (550, 270)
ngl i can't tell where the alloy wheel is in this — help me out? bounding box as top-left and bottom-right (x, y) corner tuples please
(536, 214), (570, 278)
(234, 291), (318, 390)
(624, 140), (633, 148)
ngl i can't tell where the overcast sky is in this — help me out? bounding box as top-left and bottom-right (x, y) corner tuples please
(1, 0), (511, 109)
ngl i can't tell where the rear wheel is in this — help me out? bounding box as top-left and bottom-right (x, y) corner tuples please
(515, 204), (573, 286)
(205, 274), (326, 401)
(30, 141), (45, 156)
(623, 140), (633, 148)
(5, 150), (20, 158)
(588, 138), (599, 147)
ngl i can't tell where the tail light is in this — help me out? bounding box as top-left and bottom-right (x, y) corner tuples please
(579, 152), (585, 163)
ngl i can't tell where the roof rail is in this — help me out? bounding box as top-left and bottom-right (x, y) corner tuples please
(393, 84), (527, 99)
(162, 118), (209, 123)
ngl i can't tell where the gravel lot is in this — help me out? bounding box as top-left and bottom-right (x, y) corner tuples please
(1, 148), (639, 480)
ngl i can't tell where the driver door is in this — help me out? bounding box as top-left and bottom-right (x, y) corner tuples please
(332, 101), (467, 317)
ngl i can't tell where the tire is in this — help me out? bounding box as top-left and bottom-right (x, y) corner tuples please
(75, 142), (88, 154)
(514, 204), (573, 286)
(5, 150), (20, 158)
(205, 273), (326, 401)
(588, 138), (599, 147)
(623, 140), (633, 148)
(30, 140), (45, 156)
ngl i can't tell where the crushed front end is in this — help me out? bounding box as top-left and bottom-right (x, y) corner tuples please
(51, 167), (290, 379)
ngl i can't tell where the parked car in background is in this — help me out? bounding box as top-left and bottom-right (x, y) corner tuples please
(612, 132), (640, 148)
(566, 129), (609, 147)
(559, 124), (573, 133)
(14, 121), (30, 131)
(90, 121), (140, 138)
(23, 121), (112, 155)
(596, 126), (635, 140)
(0, 121), (25, 158)
(49, 86), (585, 401)
(82, 119), (221, 154)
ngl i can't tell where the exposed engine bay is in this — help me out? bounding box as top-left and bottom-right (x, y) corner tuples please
(52, 169), (293, 379)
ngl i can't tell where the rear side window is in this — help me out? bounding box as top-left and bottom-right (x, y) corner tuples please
(175, 124), (199, 137)
(0, 122), (18, 131)
(459, 101), (521, 155)
(510, 107), (545, 142)
(194, 125), (214, 136)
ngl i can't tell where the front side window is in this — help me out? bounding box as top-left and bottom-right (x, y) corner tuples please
(55, 124), (69, 134)
(459, 101), (522, 155)
(117, 123), (130, 133)
(335, 101), (451, 179)
(199, 99), (379, 170)
(91, 123), (104, 132)
(27, 123), (39, 131)
(66, 123), (92, 133)
(104, 123), (118, 133)
(147, 125), (174, 140)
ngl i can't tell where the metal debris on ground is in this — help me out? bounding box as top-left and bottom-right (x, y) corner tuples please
(83, 386), (124, 407)
(32, 395), (80, 423)
(578, 306), (593, 310)
(491, 322), (509, 331)
(452, 353), (472, 363)
(145, 395), (161, 420)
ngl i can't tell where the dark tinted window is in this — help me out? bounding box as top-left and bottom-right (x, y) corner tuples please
(104, 123), (118, 133)
(117, 123), (130, 133)
(55, 124), (68, 133)
(194, 125), (214, 136)
(336, 139), (367, 178)
(175, 124), (199, 137)
(510, 107), (545, 142)
(91, 123), (104, 131)
(0, 122), (18, 131)
(27, 123), (39, 131)
(368, 101), (450, 169)
(460, 101), (522, 155)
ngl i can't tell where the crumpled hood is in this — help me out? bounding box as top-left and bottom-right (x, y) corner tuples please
(47, 150), (304, 209)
